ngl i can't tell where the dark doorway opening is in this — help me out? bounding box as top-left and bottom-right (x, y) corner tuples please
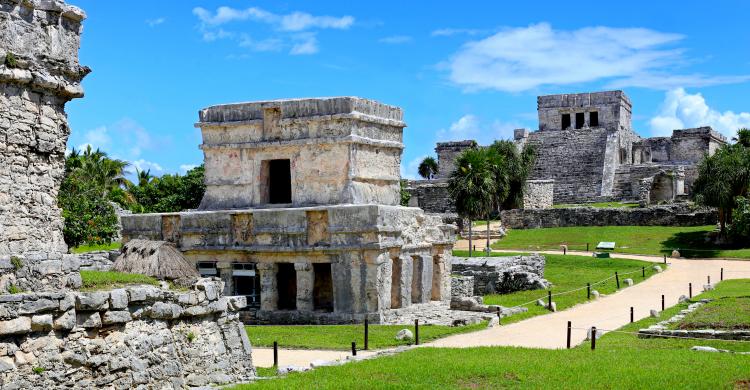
(268, 159), (292, 204)
(561, 114), (571, 130)
(391, 257), (401, 308)
(575, 112), (585, 129)
(276, 263), (297, 310)
(313, 263), (334, 312)
(590, 111), (599, 127)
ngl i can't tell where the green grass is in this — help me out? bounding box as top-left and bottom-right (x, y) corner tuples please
(245, 322), (487, 352)
(71, 242), (121, 253)
(79, 270), (159, 291)
(231, 281), (750, 389)
(475, 254), (660, 324)
(670, 279), (750, 330)
(553, 201), (640, 209)
(491, 225), (750, 259)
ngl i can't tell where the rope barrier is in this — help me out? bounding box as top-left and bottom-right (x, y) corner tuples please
(569, 327), (750, 343)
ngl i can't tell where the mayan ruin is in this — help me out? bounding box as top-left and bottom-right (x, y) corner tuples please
(2, 0), (749, 388)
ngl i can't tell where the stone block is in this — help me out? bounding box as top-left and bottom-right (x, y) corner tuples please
(30, 314), (53, 331)
(110, 289), (128, 309)
(102, 310), (132, 324)
(59, 293), (75, 311)
(53, 310), (76, 330)
(149, 302), (182, 319)
(76, 312), (101, 328)
(0, 317), (31, 336)
(19, 299), (58, 314)
(76, 292), (109, 310)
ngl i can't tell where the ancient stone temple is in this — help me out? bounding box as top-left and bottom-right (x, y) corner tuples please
(121, 97), (456, 324)
(0, 0), (88, 257)
(0, 2), (255, 387)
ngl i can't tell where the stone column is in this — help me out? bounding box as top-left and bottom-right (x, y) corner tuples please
(398, 255), (413, 308)
(256, 263), (278, 311)
(295, 262), (314, 311)
(217, 262), (233, 296)
(411, 255), (433, 304)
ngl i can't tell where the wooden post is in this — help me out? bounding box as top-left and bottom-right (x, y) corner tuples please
(415, 319), (419, 345)
(663, 255), (667, 264)
(586, 243), (590, 252)
(496, 306), (501, 318)
(351, 342), (357, 356)
(721, 268), (724, 281)
(661, 294), (665, 311)
(708, 275), (711, 285)
(630, 307), (634, 323)
(615, 272), (620, 289)
(566, 321), (572, 349)
(548, 290), (552, 310)
(587, 283), (591, 300)
(642, 266), (645, 278)
(689, 283), (692, 298)
(273, 341), (278, 367)
(591, 327), (596, 350)
(364, 318), (369, 350)
(563, 246), (567, 255)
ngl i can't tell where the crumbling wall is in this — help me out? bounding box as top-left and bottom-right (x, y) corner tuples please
(435, 140), (477, 179)
(522, 180), (554, 209)
(0, 279), (254, 389)
(452, 255), (548, 294)
(0, 0), (89, 256)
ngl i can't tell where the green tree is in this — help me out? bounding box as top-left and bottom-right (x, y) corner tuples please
(400, 179), (411, 206)
(693, 129), (750, 235)
(418, 157), (439, 180)
(448, 148), (496, 257)
(127, 165), (205, 213)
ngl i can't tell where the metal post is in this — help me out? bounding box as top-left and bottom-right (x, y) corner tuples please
(630, 307), (634, 323)
(663, 255), (667, 264)
(591, 327), (596, 350)
(364, 318), (369, 351)
(642, 266), (645, 278)
(615, 272), (620, 289)
(721, 268), (724, 281)
(415, 319), (419, 345)
(548, 290), (552, 310)
(689, 283), (692, 298)
(587, 283), (591, 300)
(586, 243), (590, 252)
(708, 275), (711, 285)
(351, 342), (356, 356)
(661, 294), (665, 311)
(496, 306), (501, 318)
(563, 246), (567, 255)
(273, 341), (278, 367)
(566, 321), (572, 349)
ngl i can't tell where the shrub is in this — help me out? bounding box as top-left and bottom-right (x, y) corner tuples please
(4, 52), (17, 68)
(729, 196), (750, 243)
(10, 256), (22, 270)
(187, 332), (196, 343)
(8, 284), (21, 294)
(32, 366), (45, 375)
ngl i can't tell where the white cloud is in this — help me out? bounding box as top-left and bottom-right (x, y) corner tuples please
(193, 6), (352, 55)
(146, 17), (165, 27)
(79, 126), (111, 151)
(401, 154), (428, 180)
(431, 28), (486, 37)
(179, 164), (199, 173)
(435, 115), (522, 145)
(649, 88), (750, 138)
(444, 23), (749, 92)
(131, 159), (164, 174)
(379, 35), (413, 44)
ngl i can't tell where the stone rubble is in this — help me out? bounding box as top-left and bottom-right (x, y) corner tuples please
(452, 254), (549, 295)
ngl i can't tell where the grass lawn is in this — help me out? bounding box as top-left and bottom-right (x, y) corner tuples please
(671, 279), (750, 330)
(245, 322), (487, 351)
(491, 225), (750, 259)
(79, 270), (159, 291)
(231, 281), (750, 389)
(70, 242), (121, 253)
(458, 253), (661, 325)
(553, 201), (640, 209)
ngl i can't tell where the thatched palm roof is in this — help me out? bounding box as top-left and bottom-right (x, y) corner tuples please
(113, 239), (199, 284)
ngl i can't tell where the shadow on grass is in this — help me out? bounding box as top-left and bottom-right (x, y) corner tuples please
(659, 230), (749, 258)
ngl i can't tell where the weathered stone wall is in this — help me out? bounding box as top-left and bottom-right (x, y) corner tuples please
(0, 279), (254, 388)
(450, 276), (474, 300)
(197, 98), (405, 209)
(75, 250), (119, 271)
(452, 255), (548, 294)
(405, 180), (454, 213)
(0, 253), (82, 294)
(522, 180), (554, 209)
(0, 0), (89, 257)
(435, 140), (477, 179)
(537, 91), (632, 132)
(500, 204), (717, 229)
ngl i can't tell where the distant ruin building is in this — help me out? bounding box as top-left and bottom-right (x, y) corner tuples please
(122, 98), (456, 324)
(0, 0), (89, 256)
(408, 90), (726, 211)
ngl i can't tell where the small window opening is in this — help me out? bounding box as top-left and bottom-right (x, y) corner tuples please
(561, 114), (571, 130)
(590, 111), (599, 127)
(232, 263), (260, 308)
(575, 112), (585, 129)
(267, 159), (291, 204)
(196, 261), (217, 277)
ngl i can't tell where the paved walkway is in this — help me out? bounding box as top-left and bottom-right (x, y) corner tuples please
(253, 347), (376, 368)
(428, 253), (750, 349)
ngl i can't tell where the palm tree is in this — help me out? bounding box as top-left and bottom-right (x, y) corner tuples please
(418, 156), (439, 180)
(136, 168), (153, 186)
(733, 128), (750, 148)
(448, 148), (496, 257)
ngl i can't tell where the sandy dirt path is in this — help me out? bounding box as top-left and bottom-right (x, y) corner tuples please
(253, 347), (377, 368)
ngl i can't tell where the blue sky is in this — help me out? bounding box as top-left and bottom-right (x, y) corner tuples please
(66, 1), (750, 179)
